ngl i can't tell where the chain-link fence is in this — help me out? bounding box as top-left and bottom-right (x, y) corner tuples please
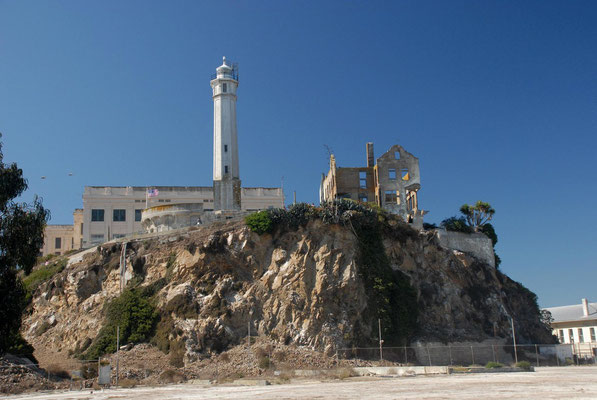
(337, 343), (596, 367)
(2, 342), (595, 392)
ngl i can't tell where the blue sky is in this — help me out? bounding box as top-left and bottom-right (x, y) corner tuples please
(1, 1), (595, 308)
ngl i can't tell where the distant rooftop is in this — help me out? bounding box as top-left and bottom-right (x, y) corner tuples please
(544, 300), (597, 323)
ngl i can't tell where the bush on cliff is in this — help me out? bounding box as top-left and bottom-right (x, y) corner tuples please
(84, 288), (158, 359)
(245, 211), (273, 234)
(22, 257), (67, 304)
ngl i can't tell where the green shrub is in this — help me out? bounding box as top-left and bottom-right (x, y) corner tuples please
(36, 253), (57, 264)
(23, 258), (67, 303)
(166, 252), (177, 269)
(245, 211), (273, 234)
(485, 361), (503, 369)
(152, 314), (175, 353)
(440, 216), (473, 233)
(84, 288), (158, 359)
(515, 361), (532, 371)
(286, 203), (317, 229)
(258, 356), (271, 369)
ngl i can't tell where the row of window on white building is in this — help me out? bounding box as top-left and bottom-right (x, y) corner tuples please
(559, 327), (596, 343)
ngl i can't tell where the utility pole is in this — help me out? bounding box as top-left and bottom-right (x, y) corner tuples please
(116, 243), (126, 387)
(116, 326), (120, 387)
(510, 317), (518, 364)
(378, 318), (384, 362)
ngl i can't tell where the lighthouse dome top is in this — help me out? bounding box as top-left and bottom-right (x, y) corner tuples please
(216, 56), (232, 72)
(213, 56), (238, 81)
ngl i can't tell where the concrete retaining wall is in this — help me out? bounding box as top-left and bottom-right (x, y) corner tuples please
(435, 229), (495, 267)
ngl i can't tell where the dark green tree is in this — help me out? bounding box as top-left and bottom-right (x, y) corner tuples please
(440, 216), (473, 233)
(0, 133), (49, 355)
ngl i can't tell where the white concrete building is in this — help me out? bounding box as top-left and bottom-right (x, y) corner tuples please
(544, 298), (597, 359)
(75, 57), (284, 247)
(82, 185), (283, 246)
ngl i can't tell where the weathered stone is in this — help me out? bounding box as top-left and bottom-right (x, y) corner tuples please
(22, 218), (553, 365)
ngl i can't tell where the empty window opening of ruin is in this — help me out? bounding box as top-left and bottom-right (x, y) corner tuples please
(385, 190), (397, 203)
(395, 151), (400, 159)
(389, 169), (397, 180)
(401, 168), (409, 180)
(359, 171), (367, 188)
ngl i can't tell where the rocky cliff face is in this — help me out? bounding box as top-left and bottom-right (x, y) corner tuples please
(22, 217), (554, 365)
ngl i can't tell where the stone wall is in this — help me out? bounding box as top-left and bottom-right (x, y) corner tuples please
(435, 229), (495, 267)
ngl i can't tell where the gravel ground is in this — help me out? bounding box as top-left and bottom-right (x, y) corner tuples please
(1, 366), (596, 400)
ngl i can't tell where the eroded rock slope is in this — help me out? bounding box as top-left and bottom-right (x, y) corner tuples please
(22, 218), (553, 364)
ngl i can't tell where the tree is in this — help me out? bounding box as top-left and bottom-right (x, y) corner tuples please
(442, 202), (501, 268)
(459, 201), (495, 232)
(0, 133), (49, 355)
(440, 216), (473, 233)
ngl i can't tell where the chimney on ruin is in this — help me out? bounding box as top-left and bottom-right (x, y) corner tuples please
(366, 142), (374, 168)
(582, 298), (589, 317)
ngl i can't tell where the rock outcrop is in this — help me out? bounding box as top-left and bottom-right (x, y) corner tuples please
(22, 217), (554, 365)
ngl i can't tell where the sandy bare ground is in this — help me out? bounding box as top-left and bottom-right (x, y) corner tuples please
(2, 366), (596, 400)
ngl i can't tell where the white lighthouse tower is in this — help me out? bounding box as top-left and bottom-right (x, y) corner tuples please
(211, 57), (241, 211)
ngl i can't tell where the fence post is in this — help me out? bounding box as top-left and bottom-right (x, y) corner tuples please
(492, 344), (496, 363)
(555, 345), (560, 366)
(116, 325), (120, 387)
(535, 344), (539, 367)
(448, 345), (453, 366)
(470, 346), (475, 365)
(427, 346), (432, 366)
(404, 346), (408, 365)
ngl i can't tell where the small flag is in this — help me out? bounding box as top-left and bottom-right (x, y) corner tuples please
(147, 188), (159, 197)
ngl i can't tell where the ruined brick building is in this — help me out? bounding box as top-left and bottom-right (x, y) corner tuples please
(320, 143), (426, 228)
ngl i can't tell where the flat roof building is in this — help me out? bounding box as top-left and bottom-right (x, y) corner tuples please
(41, 57), (284, 253)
